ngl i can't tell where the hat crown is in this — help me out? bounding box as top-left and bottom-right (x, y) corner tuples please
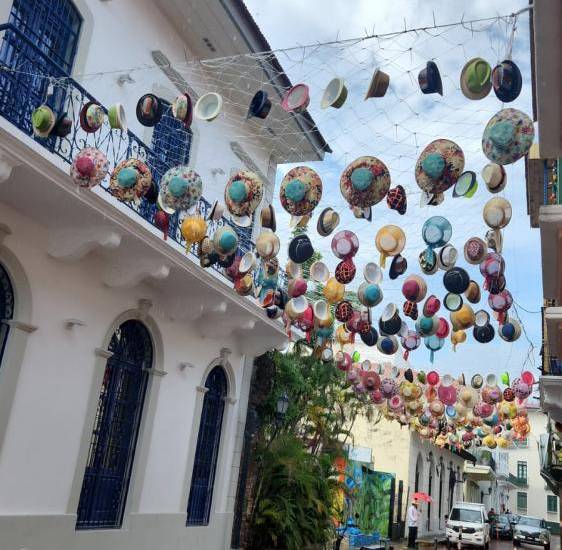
(489, 120), (515, 149)
(168, 175), (188, 197)
(350, 167), (373, 191)
(32, 106), (53, 131)
(219, 231), (237, 253)
(76, 156), (95, 177)
(467, 59), (491, 92)
(228, 179), (248, 203)
(421, 153), (445, 180)
(285, 178), (308, 202)
(117, 167), (138, 188)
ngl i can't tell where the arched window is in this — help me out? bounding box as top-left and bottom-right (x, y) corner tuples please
(186, 366), (228, 526)
(0, 263), (14, 366)
(76, 320), (153, 530)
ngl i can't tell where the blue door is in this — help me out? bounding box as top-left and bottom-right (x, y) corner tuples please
(0, 0), (82, 135)
(0, 264), (14, 367)
(186, 366), (227, 525)
(76, 320), (153, 529)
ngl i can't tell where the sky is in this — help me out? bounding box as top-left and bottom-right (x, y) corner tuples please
(243, 0), (542, 387)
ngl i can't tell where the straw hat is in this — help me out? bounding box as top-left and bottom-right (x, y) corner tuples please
(464, 237), (487, 265)
(317, 207), (340, 237)
(437, 244), (458, 271)
(450, 303), (475, 331)
(375, 225), (406, 267)
(402, 275), (427, 303)
(321, 77), (348, 109)
(358, 282), (383, 307)
(310, 260), (330, 283)
(260, 204), (277, 232)
(364, 262), (383, 284)
(213, 226), (239, 256)
(464, 280), (481, 304)
(323, 277), (345, 304)
(207, 200), (226, 221)
(280, 166), (323, 216)
(225, 170), (263, 222)
(481, 163), (507, 194)
(335, 300), (354, 322)
(340, 156), (391, 208)
(255, 231), (280, 260)
(386, 185), (407, 215)
(485, 228), (503, 254)
(159, 165), (203, 213)
(451, 329), (467, 351)
(70, 147), (109, 188)
(288, 234), (314, 264)
(377, 335), (399, 355)
(110, 158), (152, 203)
(460, 58), (492, 100)
(419, 250), (438, 275)
(483, 197), (512, 229)
(443, 267), (470, 294)
(482, 108), (534, 165)
(498, 319), (522, 342)
(365, 68), (390, 99)
(335, 258), (357, 284)
(31, 104), (56, 137)
(181, 215), (207, 248)
(452, 171), (478, 198)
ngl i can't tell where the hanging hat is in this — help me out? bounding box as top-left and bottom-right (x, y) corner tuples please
(287, 277), (308, 298)
(247, 90), (272, 119)
(194, 92), (223, 121)
(332, 230), (359, 259)
(451, 329), (467, 352)
(225, 170), (263, 224)
(52, 111), (72, 138)
(181, 215), (207, 250)
(402, 275), (427, 303)
(159, 165), (203, 213)
(465, 281), (481, 304)
(288, 234), (314, 264)
(31, 104), (56, 137)
(482, 163), (507, 194)
(280, 166), (323, 216)
(485, 228), (503, 254)
(423, 295), (441, 317)
(256, 231), (280, 260)
(452, 171), (478, 198)
(415, 139), (465, 200)
(136, 94), (164, 127)
(498, 319), (521, 342)
(360, 326), (379, 347)
(108, 103), (128, 131)
(340, 156), (391, 208)
(70, 148), (109, 188)
(416, 316), (439, 337)
(335, 259), (357, 284)
(324, 277), (345, 304)
(335, 300), (354, 322)
(365, 68), (390, 99)
(375, 225), (406, 267)
(79, 101), (105, 133)
(401, 330), (421, 359)
(438, 384), (457, 406)
(317, 207), (340, 237)
(492, 60), (523, 103)
(260, 204), (276, 232)
(386, 185), (407, 215)
(377, 334), (399, 355)
(450, 303), (475, 331)
(482, 108), (534, 165)
(437, 244), (458, 271)
(208, 200), (225, 221)
(464, 237), (487, 265)
(389, 254), (407, 280)
(171, 93), (194, 128)
(321, 77), (348, 109)
(488, 289), (513, 319)
(403, 300), (418, 320)
(364, 262), (383, 285)
(352, 206), (372, 221)
(310, 260), (330, 283)
(436, 317), (450, 339)
(110, 158), (152, 202)
(422, 216), (452, 264)
(418, 61), (443, 96)
(379, 303), (402, 335)
(483, 197), (512, 230)
(419, 250), (438, 275)
(213, 226), (239, 256)
(474, 309), (491, 328)
(281, 83), (310, 113)
(473, 323), (495, 344)
(460, 58), (492, 100)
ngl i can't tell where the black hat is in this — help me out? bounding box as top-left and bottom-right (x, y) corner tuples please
(492, 60), (522, 103)
(52, 111), (72, 138)
(418, 61), (443, 96)
(389, 254), (407, 280)
(217, 253), (236, 268)
(488, 274), (506, 295)
(404, 368), (414, 383)
(473, 323), (495, 344)
(247, 90), (272, 120)
(144, 181), (159, 204)
(288, 234), (314, 264)
(443, 267), (470, 294)
(360, 326), (379, 347)
(136, 94), (164, 127)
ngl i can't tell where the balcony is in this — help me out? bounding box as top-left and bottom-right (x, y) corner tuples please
(0, 22), (285, 288)
(464, 451), (496, 482)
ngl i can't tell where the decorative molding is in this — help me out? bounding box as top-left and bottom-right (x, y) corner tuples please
(0, 223), (12, 244)
(2, 319), (38, 333)
(102, 258), (170, 288)
(47, 227), (121, 262)
(220, 347), (232, 361)
(95, 347), (114, 359)
(137, 298), (153, 321)
(196, 385), (209, 394)
(63, 318), (86, 330)
(142, 367), (167, 377)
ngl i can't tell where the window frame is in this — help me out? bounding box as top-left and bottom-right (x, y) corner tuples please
(517, 491), (527, 512)
(517, 461), (528, 483)
(547, 495), (558, 514)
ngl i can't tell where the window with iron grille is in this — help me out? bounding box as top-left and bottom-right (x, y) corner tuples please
(0, 264), (14, 367)
(547, 495), (558, 513)
(0, 0), (82, 136)
(186, 366), (227, 525)
(76, 320), (153, 530)
(517, 492), (527, 512)
(517, 461), (528, 483)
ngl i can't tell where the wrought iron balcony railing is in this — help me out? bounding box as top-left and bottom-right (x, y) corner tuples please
(0, 22), (286, 290)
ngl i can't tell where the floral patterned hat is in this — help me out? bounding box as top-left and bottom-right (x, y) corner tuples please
(340, 156), (391, 208)
(482, 108), (534, 165)
(71, 147), (109, 188)
(224, 170), (264, 224)
(158, 165), (203, 214)
(109, 158), (152, 203)
(280, 166), (323, 216)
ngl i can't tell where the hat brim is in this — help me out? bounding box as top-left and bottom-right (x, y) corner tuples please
(317, 208), (339, 237)
(460, 61), (492, 100)
(136, 94), (164, 127)
(389, 254), (407, 280)
(365, 70), (389, 99)
(79, 101), (102, 134)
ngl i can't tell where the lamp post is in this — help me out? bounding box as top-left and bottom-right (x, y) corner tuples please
(276, 392), (289, 425)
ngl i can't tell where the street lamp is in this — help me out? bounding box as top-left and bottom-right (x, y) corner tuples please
(276, 392), (289, 424)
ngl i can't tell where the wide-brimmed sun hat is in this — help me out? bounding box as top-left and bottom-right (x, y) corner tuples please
(80, 101), (105, 133)
(108, 103), (127, 131)
(481, 163), (507, 194)
(464, 237), (488, 265)
(365, 68), (390, 99)
(415, 139), (465, 201)
(317, 207), (340, 237)
(482, 108), (534, 165)
(280, 166), (323, 216)
(281, 84), (310, 113)
(375, 225), (406, 267)
(321, 77), (348, 109)
(492, 59), (522, 103)
(224, 170), (263, 225)
(247, 90), (272, 119)
(110, 158), (152, 202)
(213, 226), (239, 256)
(418, 61), (443, 96)
(70, 147), (109, 188)
(159, 165), (203, 213)
(136, 94), (163, 126)
(171, 92), (193, 128)
(364, 262), (383, 284)
(460, 57), (492, 100)
(340, 156), (391, 208)
(31, 104), (56, 137)
(422, 216), (452, 263)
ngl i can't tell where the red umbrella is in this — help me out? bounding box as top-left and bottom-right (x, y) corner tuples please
(412, 492), (432, 503)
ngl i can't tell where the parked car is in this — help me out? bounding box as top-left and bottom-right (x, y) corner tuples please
(507, 513), (520, 526)
(445, 502), (491, 549)
(491, 514), (513, 540)
(513, 516), (550, 550)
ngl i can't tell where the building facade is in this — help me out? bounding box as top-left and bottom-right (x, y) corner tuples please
(0, 1), (328, 549)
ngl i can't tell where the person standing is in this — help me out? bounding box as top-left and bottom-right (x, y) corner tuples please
(407, 500), (420, 549)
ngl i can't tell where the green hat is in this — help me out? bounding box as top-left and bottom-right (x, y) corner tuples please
(460, 58), (492, 100)
(31, 105), (56, 138)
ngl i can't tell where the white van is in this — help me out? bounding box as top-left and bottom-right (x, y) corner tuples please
(445, 502), (491, 549)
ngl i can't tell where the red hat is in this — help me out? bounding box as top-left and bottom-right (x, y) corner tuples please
(386, 185), (407, 215)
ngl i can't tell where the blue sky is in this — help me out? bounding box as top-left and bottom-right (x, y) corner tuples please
(245, 0), (542, 386)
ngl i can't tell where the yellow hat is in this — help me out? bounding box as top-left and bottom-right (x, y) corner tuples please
(323, 276), (345, 304)
(450, 304), (475, 331)
(181, 215), (207, 250)
(451, 329), (467, 351)
(375, 225), (406, 267)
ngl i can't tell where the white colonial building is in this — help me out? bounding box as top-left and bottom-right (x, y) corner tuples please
(0, 0), (329, 549)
